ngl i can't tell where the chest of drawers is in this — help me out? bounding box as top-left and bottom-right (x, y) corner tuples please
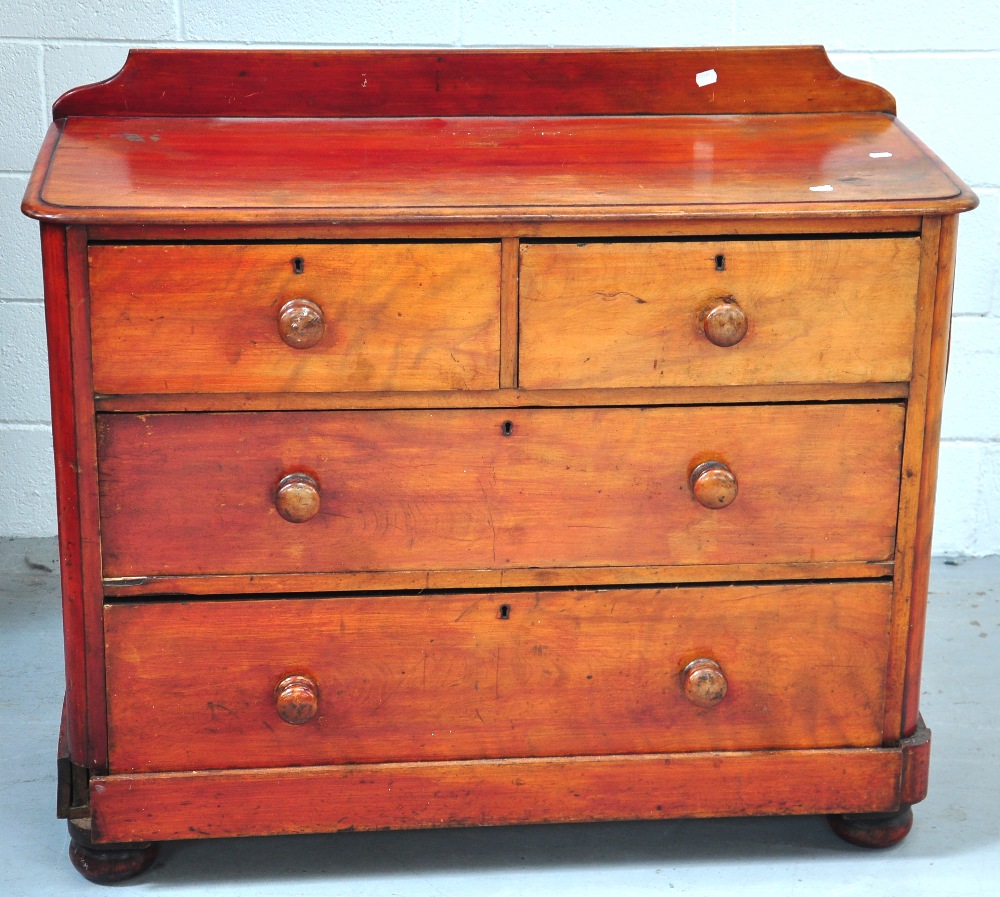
(22, 47), (977, 882)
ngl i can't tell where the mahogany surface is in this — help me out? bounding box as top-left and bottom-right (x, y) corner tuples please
(52, 46), (896, 119)
(96, 404), (904, 577)
(104, 582), (892, 772)
(90, 748), (903, 843)
(21, 48), (976, 875)
(519, 237), (920, 388)
(89, 721), (933, 845)
(29, 113), (967, 225)
(88, 242), (502, 394)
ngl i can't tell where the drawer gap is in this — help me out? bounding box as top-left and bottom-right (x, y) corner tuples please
(102, 574), (896, 605)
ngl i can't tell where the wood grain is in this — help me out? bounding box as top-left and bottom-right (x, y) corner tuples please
(21, 49), (977, 858)
(53, 47), (895, 119)
(91, 382), (910, 413)
(89, 242), (501, 394)
(499, 237), (519, 388)
(27, 113), (970, 226)
(104, 582), (893, 773)
(902, 217), (960, 736)
(83, 216), (926, 242)
(100, 560), (895, 597)
(89, 747), (903, 843)
(42, 224), (108, 770)
(881, 218), (943, 742)
(520, 238), (920, 388)
(65, 227), (109, 771)
(39, 224), (88, 763)
(97, 404), (904, 578)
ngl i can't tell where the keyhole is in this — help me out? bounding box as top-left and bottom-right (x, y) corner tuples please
(501, 420), (514, 437)
(498, 604), (511, 620)
(715, 254), (726, 271)
(293, 257), (305, 274)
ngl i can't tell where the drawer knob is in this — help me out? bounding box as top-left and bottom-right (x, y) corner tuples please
(275, 675), (319, 725)
(682, 658), (728, 708)
(278, 298), (325, 349)
(690, 460), (738, 509)
(701, 299), (748, 347)
(275, 473), (321, 523)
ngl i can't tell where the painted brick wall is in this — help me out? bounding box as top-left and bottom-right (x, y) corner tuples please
(1, 2), (998, 553)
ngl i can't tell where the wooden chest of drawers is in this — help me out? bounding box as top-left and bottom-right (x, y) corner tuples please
(22, 47), (977, 882)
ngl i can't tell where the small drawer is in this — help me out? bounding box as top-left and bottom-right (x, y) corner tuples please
(519, 237), (920, 388)
(97, 403), (903, 578)
(89, 242), (501, 393)
(105, 581), (893, 773)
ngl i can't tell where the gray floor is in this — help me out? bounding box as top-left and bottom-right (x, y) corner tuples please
(2, 537), (997, 896)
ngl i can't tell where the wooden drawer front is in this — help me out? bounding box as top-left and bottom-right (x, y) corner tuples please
(105, 582), (892, 773)
(89, 242), (501, 393)
(98, 403), (903, 578)
(519, 238), (920, 388)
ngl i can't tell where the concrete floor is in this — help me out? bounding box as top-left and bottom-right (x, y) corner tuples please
(2, 536), (997, 896)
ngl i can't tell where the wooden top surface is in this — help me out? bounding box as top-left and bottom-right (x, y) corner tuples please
(21, 47), (976, 224)
(25, 113), (971, 224)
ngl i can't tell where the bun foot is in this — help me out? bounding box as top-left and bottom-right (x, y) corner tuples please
(827, 805), (914, 848)
(68, 818), (158, 883)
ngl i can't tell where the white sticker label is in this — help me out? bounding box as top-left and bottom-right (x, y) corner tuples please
(869, 151), (893, 158)
(809, 185), (834, 192)
(696, 68), (718, 87)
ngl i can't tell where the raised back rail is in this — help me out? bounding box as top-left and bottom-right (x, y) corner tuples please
(52, 46), (896, 119)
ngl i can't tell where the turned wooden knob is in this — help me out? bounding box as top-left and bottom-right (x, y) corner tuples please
(690, 460), (738, 509)
(277, 298), (325, 349)
(275, 675), (319, 725)
(275, 473), (321, 523)
(701, 299), (748, 347)
(682, 658), (728, 708)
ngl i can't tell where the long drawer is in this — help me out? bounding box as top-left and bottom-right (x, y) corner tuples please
(89, 242), (502, 394)
(97, 403), (904, 578)
(105, 581), (893, 773)
(519, 237), (920, 388)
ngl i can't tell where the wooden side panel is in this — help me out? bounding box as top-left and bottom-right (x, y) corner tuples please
(902, 218), (960, 735)
(65, 227), (109, 770)
(104, 582), (893, 773)
(90, 748), (904, 843)
(97, 404), (904, 577)
(520, 238), (920, 388)
(53, 47), (895, 119)
(89, 243), (501, 394)
(41, 225), (107, 769)
(40, 224), (87, 763)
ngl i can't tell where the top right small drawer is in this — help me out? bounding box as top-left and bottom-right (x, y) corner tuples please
(518, 237), (920, 389)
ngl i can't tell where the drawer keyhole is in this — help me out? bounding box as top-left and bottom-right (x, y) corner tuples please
(501, 420), (514, 437)
(498, 604), (511, 619)
(292, 256), (305, 274)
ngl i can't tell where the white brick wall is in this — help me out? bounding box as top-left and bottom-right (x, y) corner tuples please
(1, 3), (998, 552)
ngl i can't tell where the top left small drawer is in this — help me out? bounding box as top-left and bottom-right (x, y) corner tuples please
(88, 242), (502, 394)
